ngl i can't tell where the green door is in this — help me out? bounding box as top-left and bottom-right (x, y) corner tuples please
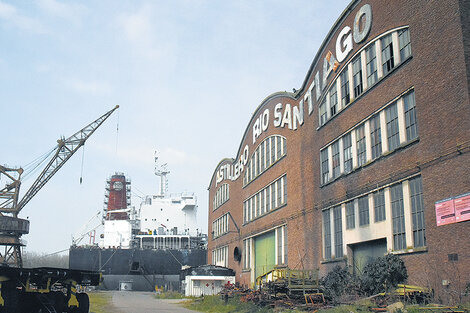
(351, 238), (387, 275)
(254, 231), (275, 280)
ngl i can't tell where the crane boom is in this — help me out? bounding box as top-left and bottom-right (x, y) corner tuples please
(0, 105), (119, 267)
(15, 105), (119, 214)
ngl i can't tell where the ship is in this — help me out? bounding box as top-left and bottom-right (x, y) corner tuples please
(69, 161), (207, 291)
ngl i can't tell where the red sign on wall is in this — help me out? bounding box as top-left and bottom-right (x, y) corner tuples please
(435, 198), (456, 226)
(454, 192), (470, 223)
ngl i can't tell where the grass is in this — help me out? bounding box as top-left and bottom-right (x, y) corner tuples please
(88, 291), (114, 313)
(184, 294), (276, 313)
(154, 290), (186, 299)
(318, 305), (374, 313)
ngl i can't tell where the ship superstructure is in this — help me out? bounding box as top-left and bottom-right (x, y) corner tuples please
(70, 161), (207, 291)
(137, 192), (201, 249)
(99, 165), (205, 249)
(101, 173), (139, 249)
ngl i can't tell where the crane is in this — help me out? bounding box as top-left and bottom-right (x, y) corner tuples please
(0, 105), (119, 268)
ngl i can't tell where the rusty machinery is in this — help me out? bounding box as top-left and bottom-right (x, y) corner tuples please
(0, 105), (119, 268)
(0, 106), (118, 312)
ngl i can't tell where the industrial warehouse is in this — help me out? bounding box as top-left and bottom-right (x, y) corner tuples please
(208, 0), (470, 302)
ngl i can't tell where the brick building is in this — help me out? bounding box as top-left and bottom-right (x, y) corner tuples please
(207, 0), (470, 300)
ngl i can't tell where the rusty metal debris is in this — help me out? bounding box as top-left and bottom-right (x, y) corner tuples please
(220, 269), (328, 311)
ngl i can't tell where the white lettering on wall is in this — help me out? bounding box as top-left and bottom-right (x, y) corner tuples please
(336, 26), (353, 63)
(309, 3), (373, 106)
(353, 4), (372, 44)
(322, 51), (340, 89)
(216, 144), (250, 186)
(281, 103), (292, 129)
(215, 4), (373, 187)
(273, 103), (283, 127)
(252, 108), (270, 144)
(293, 100), (304, 130)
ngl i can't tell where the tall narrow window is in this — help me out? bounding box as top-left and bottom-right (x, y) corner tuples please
(277, 178), (282, 206)
(255, 149), (260, 176)
(271, 182), (276, 210)
(323, 209), (331, 259)
(398, 28), (412, 61)
(332, 141), (340, 179)
(283, 226), (288, 264)
(333, 206), (343, 258)
(343, 133), (352, 174)
(283, 176), (287, 205)
(358, 195), (370, 226)
(386, 102), (400, 151)
(341, 68), (350, 107)
(321, 149), (329, 184)
(330, 81), (338, 116)
(346, 201), (355, 229)
(409, 176), (426, 247)
(243, 202), (247, 224)
(266, 139), (271, 168)
(251, 154), (255, 181)
(277, 136), (282, 159)
(356, 124), (366, 167)
(370, 114), (382, 159)
(260, 141), (265, 172)
(243, 239), (251, 269)
(366, 42), (378, 86)
(391, 184), (406, 250)
(277, 227), (283, 265)
(352, 56), (363, 98)
(319, 98), (327, 126)
(271, 137), (276, 164)
(266, 185), (271, 212)
(381, 34), (395, 75)
(373, 189), (386, 222)
(404, 91), (418, 141)
(260, 190), (265, 215)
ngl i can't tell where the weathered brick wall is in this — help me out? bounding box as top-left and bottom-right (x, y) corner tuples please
(459, 0), (470, 101)
(207, 0), (470, 295)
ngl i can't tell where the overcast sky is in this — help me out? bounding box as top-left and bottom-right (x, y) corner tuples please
(1, 0), (350, 254)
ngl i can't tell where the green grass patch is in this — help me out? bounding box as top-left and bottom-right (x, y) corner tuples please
(154, 291), (186, 299)
(89, 291), (113, 313)
(318, 305), (364, 313)
(184, 294), (275, 313)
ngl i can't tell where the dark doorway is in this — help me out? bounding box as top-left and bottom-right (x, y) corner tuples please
(350, 238), (387, 275)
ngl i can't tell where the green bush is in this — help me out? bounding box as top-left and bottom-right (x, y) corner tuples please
(321, 265), (356, 304)
(360, 254), (408, 296)
(320, 254), (408, 302)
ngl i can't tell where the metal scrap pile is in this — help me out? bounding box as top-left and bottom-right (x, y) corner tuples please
(220, 269), (327, 311)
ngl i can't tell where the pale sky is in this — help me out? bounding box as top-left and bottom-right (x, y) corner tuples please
(1, 0), (350, 254)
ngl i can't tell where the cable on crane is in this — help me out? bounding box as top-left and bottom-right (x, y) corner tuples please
(115, 106), (120, 155)
(80, 145), (85, 184)
(22, 147), (56, 181)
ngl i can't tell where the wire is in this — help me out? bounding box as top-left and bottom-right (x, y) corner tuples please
(132, 185), (146, 197)
(115, 106), (120, 155)
(99, 248), (119, 271)
(22, 147), (56, 181)
(42, 248), (69, 257)
(80, 145), (85, 184)
(22, 146), (55, 170)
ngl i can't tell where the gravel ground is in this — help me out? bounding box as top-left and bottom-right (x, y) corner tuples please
(110, 291), (199, 313)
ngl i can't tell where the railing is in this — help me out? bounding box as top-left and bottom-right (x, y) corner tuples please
(255, 268), (320, 292)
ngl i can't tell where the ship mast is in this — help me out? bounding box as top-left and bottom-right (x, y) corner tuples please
(154, 151), (169, 197)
